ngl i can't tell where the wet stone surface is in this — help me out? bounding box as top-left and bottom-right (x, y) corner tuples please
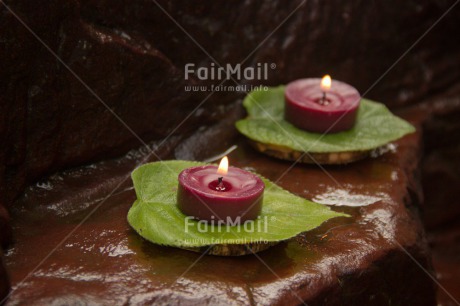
(3, 112), (436, 305)
(1, 1), (459, 304)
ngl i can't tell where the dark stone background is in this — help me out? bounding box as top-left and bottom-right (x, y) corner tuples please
(1, 0), (460, 304)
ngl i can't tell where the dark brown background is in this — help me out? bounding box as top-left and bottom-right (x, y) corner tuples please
(1, 0), (460, 304)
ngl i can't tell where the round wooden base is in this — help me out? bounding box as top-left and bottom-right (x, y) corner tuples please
(185, 241), (279, 256)
(249, 140), (375, 165)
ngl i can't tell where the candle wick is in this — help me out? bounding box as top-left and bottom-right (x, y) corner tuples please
(319, 91), (330, 106)
(216, 176), (226, 191)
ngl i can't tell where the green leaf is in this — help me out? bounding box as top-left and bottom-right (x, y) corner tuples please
(128, 160), (347, 247)
(235, 86), (415, 153)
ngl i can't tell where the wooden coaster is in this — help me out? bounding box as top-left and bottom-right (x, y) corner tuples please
(185, 241), (279, 256)
(249, 140), (375, 165)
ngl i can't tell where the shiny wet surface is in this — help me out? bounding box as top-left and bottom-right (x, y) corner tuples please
(4, 128), (436, 305)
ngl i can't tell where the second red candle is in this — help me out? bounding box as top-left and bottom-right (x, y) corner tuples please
(284, 77), (361, 133)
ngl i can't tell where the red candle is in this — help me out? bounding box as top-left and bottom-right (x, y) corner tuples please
(284, 75), (361, 133)
(177, 157), (264, 223)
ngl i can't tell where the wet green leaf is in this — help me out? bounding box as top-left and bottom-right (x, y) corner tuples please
(236, 86), (415, 153)
(128, 160), (347, 247)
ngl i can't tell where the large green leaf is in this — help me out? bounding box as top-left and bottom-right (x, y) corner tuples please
(235, 86), (415, 153)
(128, 160), (347, 247)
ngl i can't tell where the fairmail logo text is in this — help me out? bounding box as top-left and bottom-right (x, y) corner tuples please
(184, 63), (275, 81)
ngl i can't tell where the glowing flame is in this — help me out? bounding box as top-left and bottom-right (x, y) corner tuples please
(321, 75), (331, 91)
(217, 156), (228, 175)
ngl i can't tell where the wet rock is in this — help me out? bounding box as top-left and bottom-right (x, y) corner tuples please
(0, 206), (11, 249)
(0, 0), (234, 205)
(3, 110), (436, 305)
(0, 206), (10, 303)
(428, 222), (460, 305)
(1, 0), (460, 206)
(1, 0), (458, 304)
(419, 91), (460, 228)
(0, 252), (9, 305)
